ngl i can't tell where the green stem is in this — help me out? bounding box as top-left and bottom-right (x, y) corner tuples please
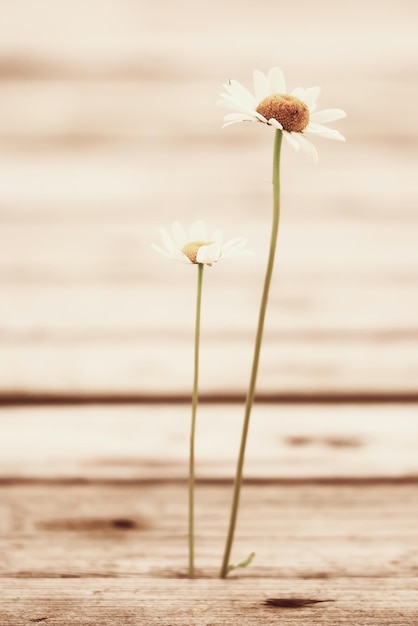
(189, 262), (204, 578)
(219, 130), (282, 578)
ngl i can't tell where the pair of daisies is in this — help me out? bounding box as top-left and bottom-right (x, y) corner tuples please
(153, 67), (346, 264)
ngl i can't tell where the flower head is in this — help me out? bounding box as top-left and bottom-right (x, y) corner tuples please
(218, 67), (346, 162)
(152, 220), (250, 266)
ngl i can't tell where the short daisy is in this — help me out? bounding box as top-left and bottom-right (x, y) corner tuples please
(152, 220), (250, 266)
(218, 66), (346, 162)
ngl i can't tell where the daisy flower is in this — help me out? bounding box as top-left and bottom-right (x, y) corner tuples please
(152, 219), (250, 266)
(152, 219), (250, 578)
(218, 68), (346, 579)
(218, 66), (346, 162)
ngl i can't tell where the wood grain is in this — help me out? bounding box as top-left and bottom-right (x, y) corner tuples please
(1, 482), (417, 624)
(0, 405), (417, 624)
(2, 482), (418, 578)
(0, 404), (417, 481)
(1, 577), (417, 625)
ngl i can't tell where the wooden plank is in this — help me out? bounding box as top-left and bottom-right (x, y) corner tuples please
(0, 405), (417, 480)
(0, 483), (417, 624)
(1, 483), (417, 578)
(1, 340), (417, 395)
(1, 215), (417, 394)
(1, 577), (417, 626)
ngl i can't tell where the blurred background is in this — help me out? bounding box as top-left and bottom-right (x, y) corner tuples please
(0, 0), (417, 402)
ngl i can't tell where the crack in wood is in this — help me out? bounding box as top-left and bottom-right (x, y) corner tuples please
(264, 597), (335, 608)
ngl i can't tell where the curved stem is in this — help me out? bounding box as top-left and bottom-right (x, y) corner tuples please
(189, 262), (204, 578)
(219, 130), (282, 578)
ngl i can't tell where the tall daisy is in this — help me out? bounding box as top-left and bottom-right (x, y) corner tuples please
(218, 68), (346, 579)
(218, 66), (346, 162)
(153, 220), (250, 578)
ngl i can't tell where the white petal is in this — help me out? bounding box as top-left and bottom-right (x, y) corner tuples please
(223, 112), (257, 123)
(303, 86), (321, 110)
(211, 228), (223, 245)
(176, 253), (193, 264)
(305, 122), (328, 134)
(253, 70), (269, 101)
(218, 96), (259, 116)
(158, 228), (178, 255)
(269, 118), (283, 130)
(306, 122), (346, 141)
(282, 130), (301, 151)
(291, 86), (305, 100)
(221, 237), (245, 253)
(151, 244), (191, 264)
(221, 238), (249, 258)
(295, 134), (318, 163)
(196, 243), (221, 264)
(171, 221), (187, 247)
(223, 80), (258, 108)
(223, 119), (247, 128)
(223, 109), (268, 124)
(151, 243), (174, 259)
(327, 130), (345, 142)
(268, 67), (286, 94)
(190, 220), (208, 241)
(310, 108), (346, 123)
(254, 111), (269, 123)
(221, 82), (238, 96)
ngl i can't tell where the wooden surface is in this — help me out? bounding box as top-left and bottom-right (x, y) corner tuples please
(1, 406), (418, 624)
(1, 405), (418, 481)
(1, 0), (418, 623)
(2, 577), (417, 625)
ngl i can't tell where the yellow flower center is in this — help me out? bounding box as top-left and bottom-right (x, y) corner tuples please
(256, 94), (310, 132)
(181, 241), (213, 264)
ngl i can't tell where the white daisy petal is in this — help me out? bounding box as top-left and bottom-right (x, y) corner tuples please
(295, 134), (318, 163)
(328, 130), (345, 142)
(196, 243), (221, 264)
(306, 122), (346, 141)
(221, 237), (246, 253)
(269, 118), (284, 130)
(253, 70), (270, 101)
(151, 243), (173, 259)
(151, 243), (192, 264)
(159, 228), (178, 255)
(225, 80), (258, 108)
(171, 221), (188, 247)
(223, 112), (256, 123)
(310, 108), (346, 123)
(282, 130), (301, 151)
(222, 106), (266, 124)
(177, 254), (193, 264)
(221, 238), (250, 258)
(218, 96), (258, 116)
(190, 220), (207, 241)
(268, 67), (286, 94)
(303, 86), (321, 110)
(223, 119), (247, 128)
(290, 86), (305, 100)
(211, 228), (223, 244)
(221, 81), (240, 97)
(254, 111), (269, 123)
